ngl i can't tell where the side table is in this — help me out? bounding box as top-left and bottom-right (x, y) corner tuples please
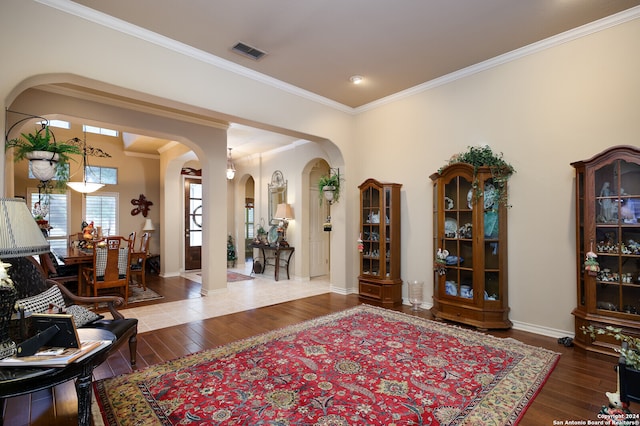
(0, 328), (115, 426)
(250, 244), (295, 281)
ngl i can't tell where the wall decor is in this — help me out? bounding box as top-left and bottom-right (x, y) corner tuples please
(268, 171), (287, 225)
(131, 194), (153, 217)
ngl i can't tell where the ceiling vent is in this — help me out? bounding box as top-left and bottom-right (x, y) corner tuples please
(232, 42), (267, 61)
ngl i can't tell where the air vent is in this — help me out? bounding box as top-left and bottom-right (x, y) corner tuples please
(232, 42), (267, 61)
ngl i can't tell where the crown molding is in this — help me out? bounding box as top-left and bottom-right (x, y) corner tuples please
(36, 1), (640, 116)
(355, 6), (640, 113)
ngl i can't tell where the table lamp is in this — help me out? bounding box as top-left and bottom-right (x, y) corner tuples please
(0, 198), (50, 358)
(274, 203), (294, 245)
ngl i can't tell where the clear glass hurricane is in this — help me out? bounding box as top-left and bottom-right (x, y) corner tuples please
(408, 280), (424, 311)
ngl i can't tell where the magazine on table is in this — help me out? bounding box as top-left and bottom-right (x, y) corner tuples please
(0, 340), (111, 367)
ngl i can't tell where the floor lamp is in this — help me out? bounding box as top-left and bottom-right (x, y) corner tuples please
(0, 198), (50, 358)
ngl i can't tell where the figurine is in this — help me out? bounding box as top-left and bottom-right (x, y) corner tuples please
(83, 221), (95, 240)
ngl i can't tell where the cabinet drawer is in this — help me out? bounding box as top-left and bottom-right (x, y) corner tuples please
(359, 281), (382, 300)
(439, 303), (484, 322)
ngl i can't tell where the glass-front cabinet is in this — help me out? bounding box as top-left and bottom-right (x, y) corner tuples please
(358, 179), (402, 307)
(430, 164), (511, 330)
(572, 146), (640, 355)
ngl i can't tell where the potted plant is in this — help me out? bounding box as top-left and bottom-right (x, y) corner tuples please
(439, 145), (515, 208)
(5, 126), (81, 187)
(318, 172), (342, 205)
(582, 325), (640, 406)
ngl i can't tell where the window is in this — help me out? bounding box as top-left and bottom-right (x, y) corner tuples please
(28, 190), (70, 251)
(83, 125), (118, 137)
(85, 165), (117, 184)
(84, 193), (118, 236)
(38, 119), (70, 129)
(245, 198), (254, 239)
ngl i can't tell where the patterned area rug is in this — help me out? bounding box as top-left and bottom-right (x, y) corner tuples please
(93, 305), (559, 425)
(86, 286), (163, 309)
(227, 271), (254, 282)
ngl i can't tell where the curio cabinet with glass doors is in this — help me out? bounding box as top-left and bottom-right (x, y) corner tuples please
(430, 163), (511, 330)
(358, 179), (402, 307)
(571, 146), (640, 356)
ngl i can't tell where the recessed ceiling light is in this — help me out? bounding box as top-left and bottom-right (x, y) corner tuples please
(349, 75), (364, 84)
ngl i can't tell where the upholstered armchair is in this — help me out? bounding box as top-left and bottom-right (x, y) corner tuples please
(5, 257), (138, 366)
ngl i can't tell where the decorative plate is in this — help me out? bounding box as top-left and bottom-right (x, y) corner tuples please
(267, 225), (279, 245)
(484, 182), (497, 210)
(445, 218), (458, 237)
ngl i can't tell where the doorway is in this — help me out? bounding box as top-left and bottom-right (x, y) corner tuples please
(184, 177), (202, 270)
(309, 161), (330, 277)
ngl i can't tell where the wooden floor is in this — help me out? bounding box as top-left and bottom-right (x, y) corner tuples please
(2, 273), (626, 425)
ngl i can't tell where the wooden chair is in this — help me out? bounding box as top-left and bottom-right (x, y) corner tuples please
(82, 236), (132, 305)
(130, 232), (150, 291)
(68, 232), (83, 248)
(38, 252), (79, 291)
(128, 231), (137, 252)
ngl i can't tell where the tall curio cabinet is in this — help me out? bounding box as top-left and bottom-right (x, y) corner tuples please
(430, 164), (511, 329)
(358, 179), (402, 307)
(571, 146), (640, 355)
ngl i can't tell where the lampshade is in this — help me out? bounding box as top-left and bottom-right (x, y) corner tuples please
(0, 198), (50, 258)
(66, 181), (105, 193)
(143, 218), (155, 231)
(274, 203), (294, 220)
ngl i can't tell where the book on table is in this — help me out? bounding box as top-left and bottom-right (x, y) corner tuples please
(0, 340), (111, 367)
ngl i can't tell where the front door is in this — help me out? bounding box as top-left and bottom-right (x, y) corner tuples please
(184, 178), (202, 270)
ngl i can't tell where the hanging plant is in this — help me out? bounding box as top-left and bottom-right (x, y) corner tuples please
(440, 145), (515, 208)
(318, 172), (343, 205)
(5, 127), (81, 189)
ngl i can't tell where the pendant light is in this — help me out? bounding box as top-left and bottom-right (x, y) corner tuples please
(226, 148), (236, 180)
(66, 132), (106, 193)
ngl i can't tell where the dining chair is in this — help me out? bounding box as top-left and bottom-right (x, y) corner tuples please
(128, 231), (137, 251)
(130, 232), (150, 291)
(82, 236), (132, 306)
(68, 232), (84, 248)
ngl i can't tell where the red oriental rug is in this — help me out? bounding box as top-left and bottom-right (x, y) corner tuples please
(93, 305), (559, 425)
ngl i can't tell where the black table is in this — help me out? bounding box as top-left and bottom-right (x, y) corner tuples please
(0, 328), (115, 426)
(251, 244), (295, 281)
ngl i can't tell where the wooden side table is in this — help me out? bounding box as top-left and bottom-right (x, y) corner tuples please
(250, 244), (294, 281)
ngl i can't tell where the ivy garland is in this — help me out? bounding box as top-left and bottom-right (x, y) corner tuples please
(440, 145), (515, 208)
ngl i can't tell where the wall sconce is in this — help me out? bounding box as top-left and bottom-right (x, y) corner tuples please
(274, 203), (294, 244)
(226, 148), (236, 180)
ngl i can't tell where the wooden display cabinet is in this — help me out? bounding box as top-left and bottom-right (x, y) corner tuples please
(430, 164), (511, 329)
(358, 179), (402, 307)
(571, 146), (640, 356)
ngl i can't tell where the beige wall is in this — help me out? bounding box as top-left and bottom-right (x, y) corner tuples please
(353, 18), (640, 333)
(1, 0), (639, 336)
(9, 121), (162, 255)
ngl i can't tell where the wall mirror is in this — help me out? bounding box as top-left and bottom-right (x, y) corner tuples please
(268, 170), (287, 225)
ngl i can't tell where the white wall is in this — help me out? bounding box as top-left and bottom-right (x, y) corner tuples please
(1, 0), (639, 336)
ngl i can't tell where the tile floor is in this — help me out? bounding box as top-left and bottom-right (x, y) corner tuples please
(116, 266), (331, 333)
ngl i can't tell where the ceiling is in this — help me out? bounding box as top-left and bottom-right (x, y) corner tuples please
(41, 1), (640, 157)
(71, 0), (640, 108)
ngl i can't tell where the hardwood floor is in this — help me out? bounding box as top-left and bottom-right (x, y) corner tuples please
(2, 274), (626, 425)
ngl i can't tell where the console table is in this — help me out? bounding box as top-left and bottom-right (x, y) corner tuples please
(251, 244), (294, 281)
(0, 328), (115, 426)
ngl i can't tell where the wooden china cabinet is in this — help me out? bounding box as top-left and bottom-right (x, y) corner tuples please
(358, 179), (402, 307)
(571, 146), (640, 355)
(430, 164), (511, 330)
